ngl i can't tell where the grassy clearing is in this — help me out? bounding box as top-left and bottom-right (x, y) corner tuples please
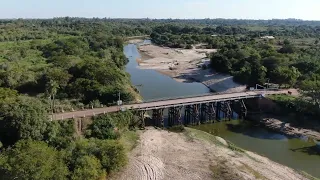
(210, 160), (245, 180)
(168, 125), (186, 133)
(268, 94), (297, 102)
(239, 163), (266, 180)
(119, 130), (140, 152)
(184, 127), (222, 145)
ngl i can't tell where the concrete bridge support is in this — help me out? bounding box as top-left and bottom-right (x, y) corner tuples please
(168, 106), (182, 126)
(239, 100), (247, 119)
(184, 104), (200, 125)
(221, 101), (232, 121)
(152, 108), (165, 127)
(200, 102), (217, 124)
(139, 110), (147, 129)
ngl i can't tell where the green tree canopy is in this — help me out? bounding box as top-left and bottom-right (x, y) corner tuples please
(0, 140), (69, 180)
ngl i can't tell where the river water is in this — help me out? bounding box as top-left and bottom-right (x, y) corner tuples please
(124, 42), (320, 178)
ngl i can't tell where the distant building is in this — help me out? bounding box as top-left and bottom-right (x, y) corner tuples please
(260, 36), (275, 39)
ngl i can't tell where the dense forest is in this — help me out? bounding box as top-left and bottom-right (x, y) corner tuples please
(148, 19), (320, 126)
(1, 18), (320, 179)
(0, 18), (147, 179)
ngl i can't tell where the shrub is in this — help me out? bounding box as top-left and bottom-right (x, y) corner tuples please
(71, 155), (105, 180)
(85, 115), (120, 140)
(66, 139), (127, 174)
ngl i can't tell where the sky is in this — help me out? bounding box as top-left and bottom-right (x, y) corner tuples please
(1, 0), (320, 20)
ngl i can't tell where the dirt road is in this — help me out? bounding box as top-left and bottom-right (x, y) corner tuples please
(114, 128), (308, 180)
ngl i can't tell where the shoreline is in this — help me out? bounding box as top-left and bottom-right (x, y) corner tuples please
(249, 114), (320, 142)
(137, 44), (246, 93)
(261, 117), (320, 142)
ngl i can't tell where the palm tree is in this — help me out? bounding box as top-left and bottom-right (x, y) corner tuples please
(46, 80), (59, 114)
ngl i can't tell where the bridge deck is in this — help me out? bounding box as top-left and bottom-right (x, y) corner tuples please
(51, 90), (288, 120)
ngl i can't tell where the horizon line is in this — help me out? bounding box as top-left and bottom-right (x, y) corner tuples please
(1, 17), (320, 21)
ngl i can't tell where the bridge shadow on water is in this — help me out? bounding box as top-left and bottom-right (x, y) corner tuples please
(225, 122), (289, 141)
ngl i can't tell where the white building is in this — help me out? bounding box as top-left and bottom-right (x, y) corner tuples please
(260, 36), (275, 39)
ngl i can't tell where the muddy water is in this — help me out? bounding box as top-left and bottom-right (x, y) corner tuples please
(124, 42), (320, 178)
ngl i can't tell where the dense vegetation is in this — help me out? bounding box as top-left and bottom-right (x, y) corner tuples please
(148, 20), (320, 125)
(0, 18), (146, 179)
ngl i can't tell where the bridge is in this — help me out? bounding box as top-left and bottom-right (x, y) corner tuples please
(52, 90), (291, 127)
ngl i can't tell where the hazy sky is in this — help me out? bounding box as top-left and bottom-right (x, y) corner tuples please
(1, 0), (320, 20)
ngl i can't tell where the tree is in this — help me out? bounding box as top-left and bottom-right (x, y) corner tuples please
(85, 115), (119, 140)
(46, 80), (59, 113)
(0, 96), (49, 146)
(271, 66), (301, 87)
(71, 156), (105, 180)
(67, 139), (127, 174)
(300, 75), (320, 105)
(0, 140), (69, 180)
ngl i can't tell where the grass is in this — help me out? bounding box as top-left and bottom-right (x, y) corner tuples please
(184, 127), (222, 145)
(168, 125), (186, 133)
(239, 163), (266, 180)
(119, 130), (139, 152)
(268, 94), (297, 102)
(210, 160), (245, 180)
(299, 171), (320, 180)
(227, 141), (245, 153)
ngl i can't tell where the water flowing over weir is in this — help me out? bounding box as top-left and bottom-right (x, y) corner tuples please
(124, 42), (320, 178)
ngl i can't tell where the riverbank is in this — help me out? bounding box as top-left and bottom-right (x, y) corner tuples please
(257, 115), (320, 142)
(137, 44), (246, 93)
(113, 127), (309, 180)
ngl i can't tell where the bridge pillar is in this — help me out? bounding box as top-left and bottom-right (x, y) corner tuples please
(221, 101), (232, 121)
(139, 110), (147, 129)
(240, 100), (247, 119)
(208, 102), (217, 123)
(168, 107), (182, 127)
(190, 104), (200, 125)
(200, 103), (211, 124)
(216, 102), (221, 121)
(152, 108), (165, 127)
(184, 105), (191, 126)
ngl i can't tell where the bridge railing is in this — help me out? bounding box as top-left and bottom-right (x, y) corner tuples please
(137, 89), (275, 104)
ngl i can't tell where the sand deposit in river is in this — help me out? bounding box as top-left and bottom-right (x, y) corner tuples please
(137, 44), (246, 93)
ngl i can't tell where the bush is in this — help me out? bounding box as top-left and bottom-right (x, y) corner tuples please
(66, 139), (127, 174)
(71, 155), (105, 180)
(45, 120), (76, 149)
(85, 115), (120, 140)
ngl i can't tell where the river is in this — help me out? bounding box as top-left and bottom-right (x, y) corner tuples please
(124, 41), (320, 178)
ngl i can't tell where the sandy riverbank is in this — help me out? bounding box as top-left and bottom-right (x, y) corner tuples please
(260, 116), (320, 141)
(113, 127), (309, 180)
(137, 44), (246, 93)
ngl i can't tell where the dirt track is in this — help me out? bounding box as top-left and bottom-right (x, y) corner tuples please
(114, 128), (308, 180)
